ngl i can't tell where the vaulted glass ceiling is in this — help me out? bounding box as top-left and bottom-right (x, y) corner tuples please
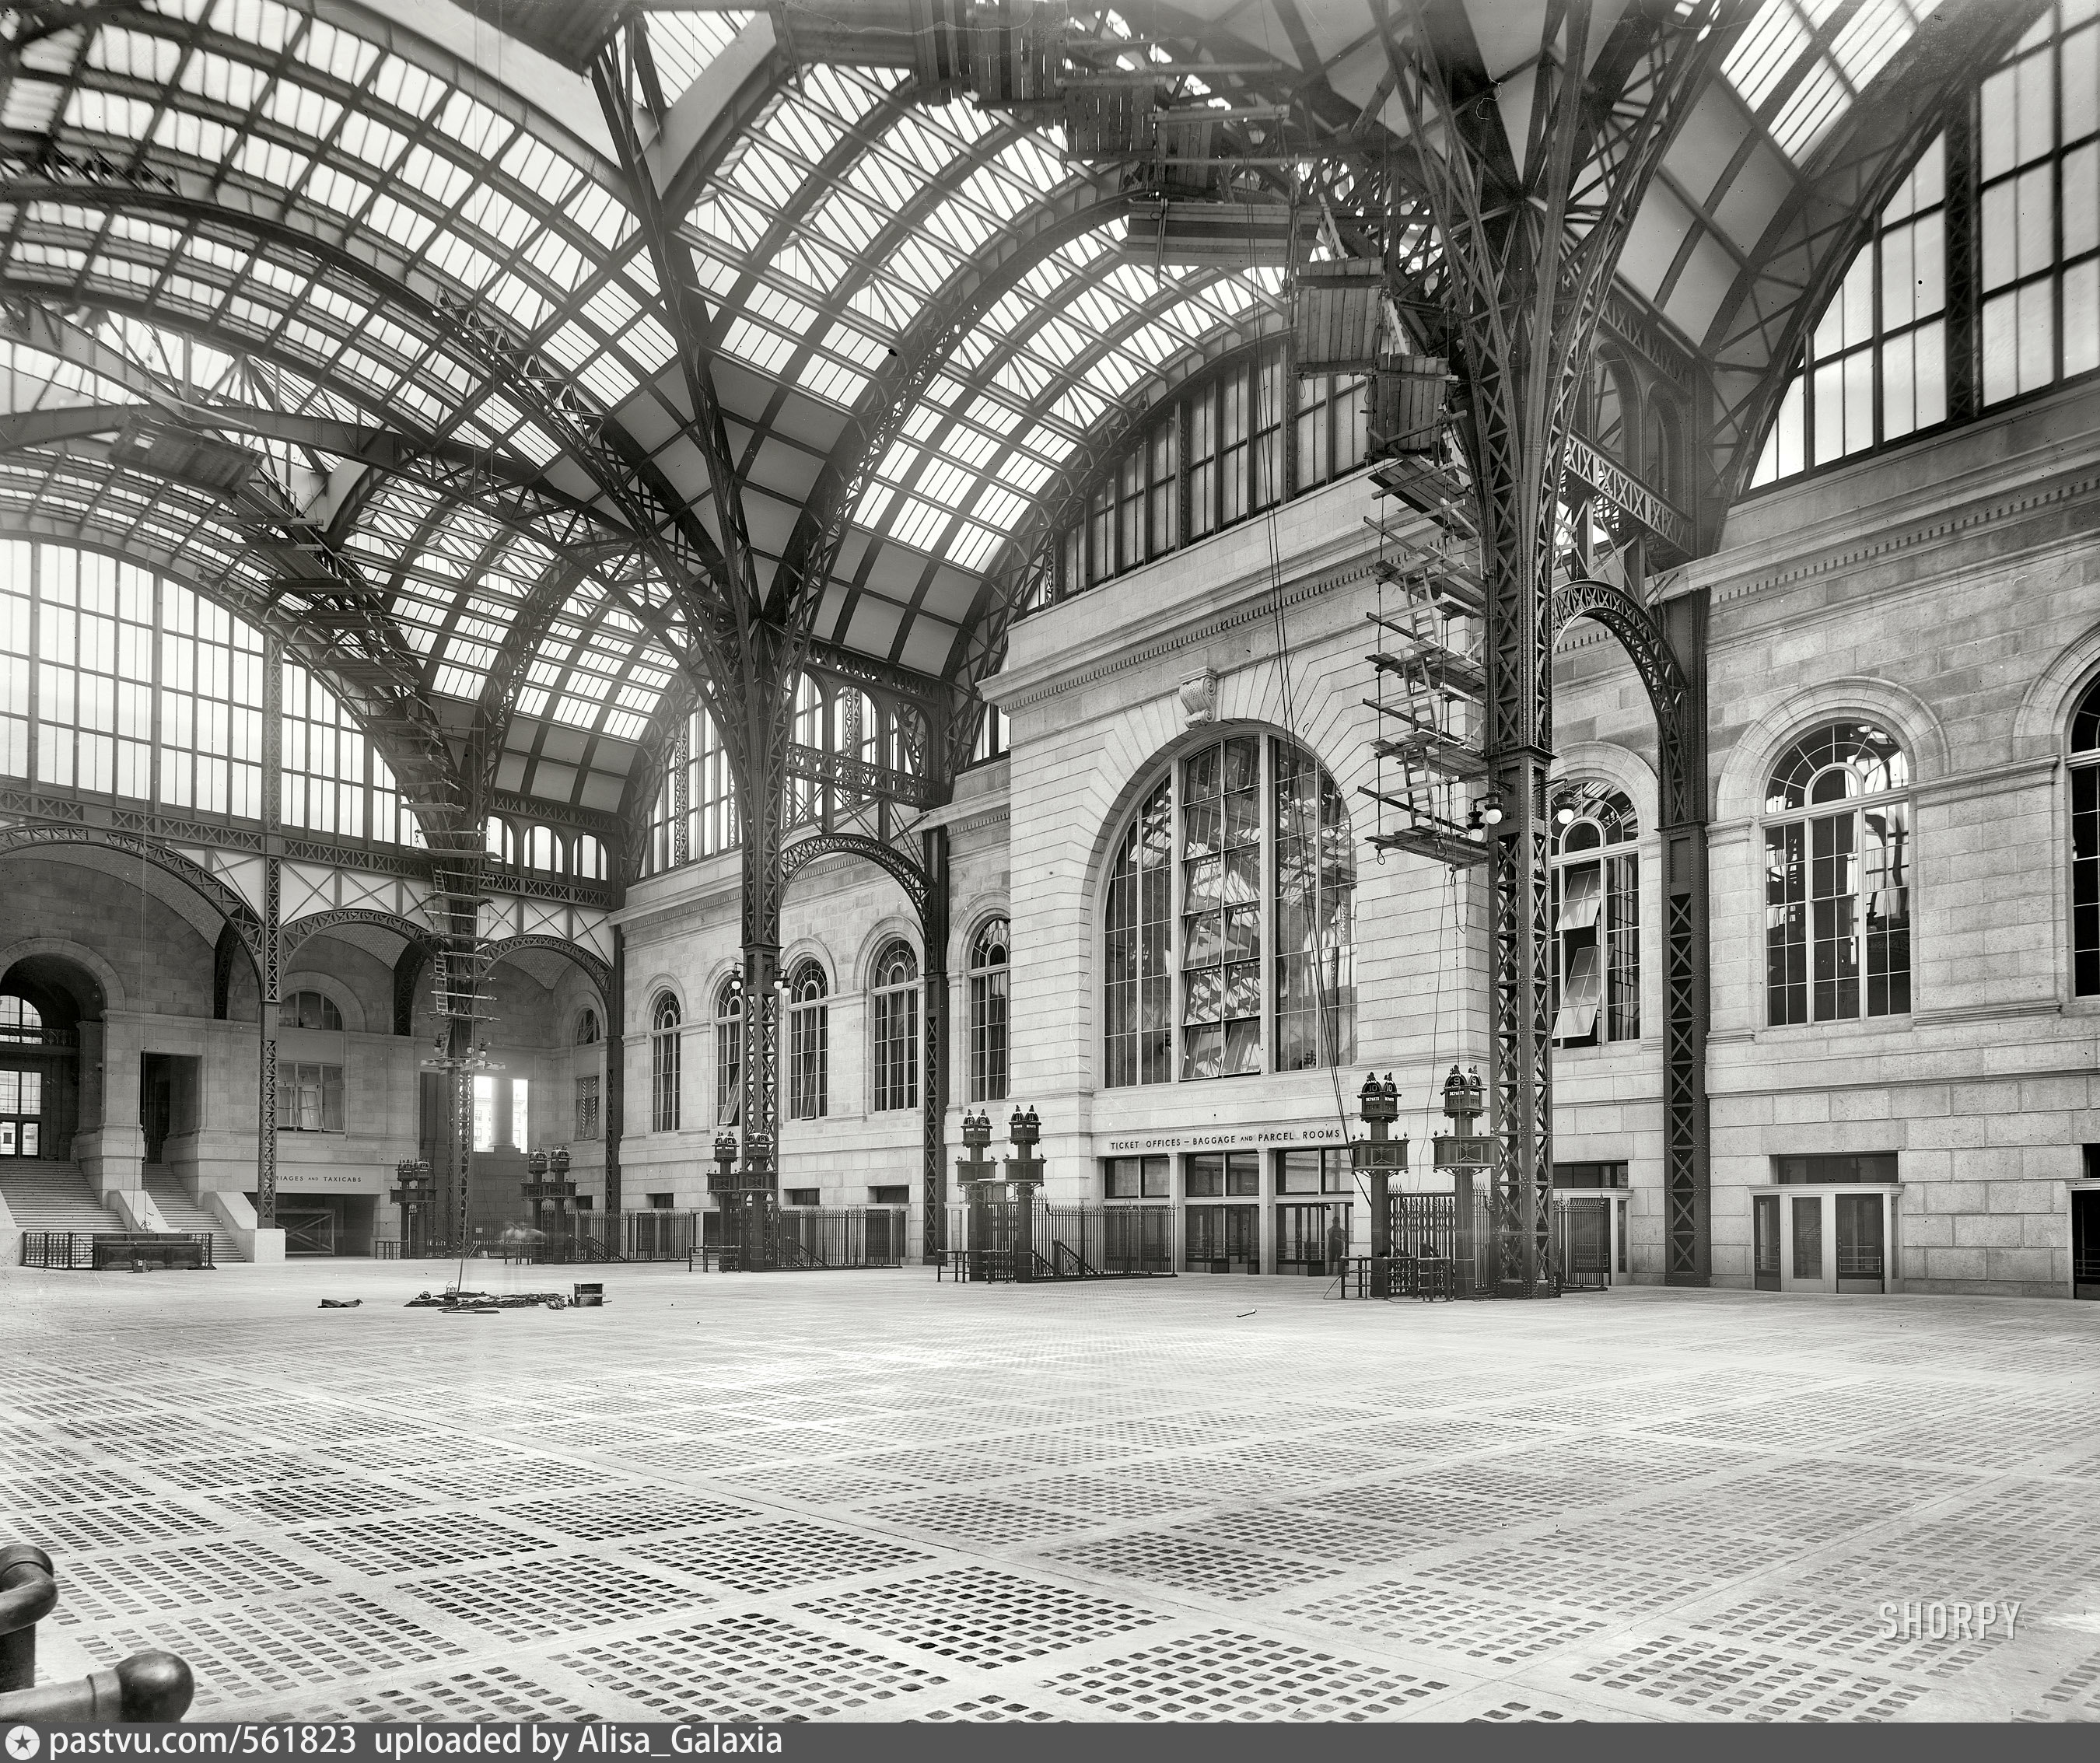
(0, 0), (2008, 821)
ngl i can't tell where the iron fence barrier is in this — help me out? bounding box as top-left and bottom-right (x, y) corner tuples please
(21, 1232), (214, 1270)
(943, 1202), (1174, 1280)
(695, 1205), (908, 1271)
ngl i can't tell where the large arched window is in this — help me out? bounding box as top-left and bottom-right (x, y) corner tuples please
(1551, 783), (1640, 1047)
(0, 996), (43, 1042)
(1104, 733), (1356, 1086)
(968, 917), (1010, 1102)
(526, 825), (565, 873)
(485, 817), (516, 866)
(575, 1008), (600, 1045)
(870, 941), (919, 1113)
(1764, 722), (1913, 1025)
(788, 960), (828, 1121)
(715, 976), (744, 1125)
(576, 834), (607, 881)
(2073, 679), (2100, 996)
(651, 992), (681, 1132)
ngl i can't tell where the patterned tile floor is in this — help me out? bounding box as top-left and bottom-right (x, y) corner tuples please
(4, 1261), (2098, 1723)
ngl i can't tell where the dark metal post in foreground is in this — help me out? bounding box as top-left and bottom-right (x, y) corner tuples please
(1350, 1073), (1408, 1298)
(1006, 1105), (1045, 1281)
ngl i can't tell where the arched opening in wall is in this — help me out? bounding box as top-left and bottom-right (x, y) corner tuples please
(786, 960), (829, 1121)
(527, 826), (565, 873)
(1101, 730), (1356, 1088)
(1643, 396), (1683, 509)
(576, 834), (607, 881)
(870, 940), (919, 1114)
(485, 817), (516, 867)
(714, 976), (743, 1127)
(1589, 355), (1635, 467)
(0, 955), (99, 1163)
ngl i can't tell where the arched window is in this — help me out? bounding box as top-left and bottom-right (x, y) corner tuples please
(787, 960), (828, 1121)
(968, 917), (1010, 1102)
(575, 1007), (600, 1045)
(527, 825), (564, 873)
(715, 975), (744, 1125)
(2072, 678), (2100, 996)
(891, 705), (926, 777)
(1764, 722), (1912, 1025)
(651, 992), (681, 1132)
(0, 995), (44, 1042)
(576, 834), (607, 881)
(1643, 396), (1682, 507)
(485, 817), (516, 866)
(1551, 783), (1640, 1047)
(870, 941), (919, 1113)
(278, 990), (343, 1030)
(1104, 733), (1356, 1086)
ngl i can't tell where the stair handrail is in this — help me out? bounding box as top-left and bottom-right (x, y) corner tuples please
(0, 1544), (193, 1722)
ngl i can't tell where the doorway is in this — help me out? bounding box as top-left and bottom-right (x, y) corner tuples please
(1185, 1204), (1257, 1272)
(140, 1054), (201, 1165)
(2073, 1189), (2099, 1300)
(1753, 1194), (1780, 1291)
(1276, 1201), (1349, 1275)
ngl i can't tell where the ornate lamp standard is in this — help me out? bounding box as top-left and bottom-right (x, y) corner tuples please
(709, 1129), (770, 1270)
(1350, 1074), (1409, 1298)
(1005, 1106), (1045, 1282)
(954, 1111), (998, 1279)
(390, 1157), (433, 1257)
(1432, 1065), (1493, 1297)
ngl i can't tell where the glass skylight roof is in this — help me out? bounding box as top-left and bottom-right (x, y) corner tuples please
(1722, 0), (1943, 165)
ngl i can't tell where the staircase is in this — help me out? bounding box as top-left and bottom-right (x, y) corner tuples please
(142, 1170), (242, 1265)
(0, 1163), (119, 1237)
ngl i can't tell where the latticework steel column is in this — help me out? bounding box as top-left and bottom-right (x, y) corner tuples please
(920, 824), (950, 1266)
(604, 925), (625, 1219)
(1379, 0), (1732, 1293)
(257, 855), (280, 1231)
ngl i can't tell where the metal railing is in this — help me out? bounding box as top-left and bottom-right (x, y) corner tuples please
(941, 1203), (1174, 1281)
(698, 1206), (908, 1272)
(0, 1544), (192, 1722)
(20, 1233), (215, 1270)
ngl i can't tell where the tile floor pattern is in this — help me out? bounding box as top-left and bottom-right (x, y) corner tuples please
(2, 1262), (2098, 1723)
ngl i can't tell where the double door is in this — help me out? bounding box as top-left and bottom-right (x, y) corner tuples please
(1185, 1204), (1257, 1273)
(1276, 1201), (1350, 1275)
(1754, 1188), (1892, 1293)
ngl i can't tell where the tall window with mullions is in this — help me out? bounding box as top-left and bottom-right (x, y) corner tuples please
(1981, 3), (2100, 406)
(788, 960), (829, 1121)
(1181, 736), (1263, 1079)
(2072, 678), (2100, 995)
(1274, 742), (1356, 1071)
(1752, 138), (1946, 482)
(1104, 776), (1173, 1087)
(651, 992), (681, 1132)
(1549, 783), (1640, 1047)
(967, 918), (1010, 1103)
(870, 942), (919, 1114)
(1763, 722), (1912, 1025)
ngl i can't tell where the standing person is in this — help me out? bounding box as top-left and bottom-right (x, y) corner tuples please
(1325, 1209), (1349, 1279)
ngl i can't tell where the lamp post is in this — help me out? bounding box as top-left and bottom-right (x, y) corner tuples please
(1005, 1105), (1045, 1282)
(1350, 1074), (1408, 1298)
(390, 1157), (433, 1257)
(709, 1130), (744, 1269)
(955, 1111), (997, 1279)
(1433, 1065), (1493, 1297)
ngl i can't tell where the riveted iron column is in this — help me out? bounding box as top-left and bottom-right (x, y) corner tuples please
(1381, 0), (1729, 1295)
(605, 925), (625, 1219)
(1661, 590), (1712, 1285)
(257, 634), (282, 1230)
(257, 855), (280, 1230)
(922, 824), (950, 1265)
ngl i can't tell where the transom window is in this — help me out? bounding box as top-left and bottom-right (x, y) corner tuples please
(1764, 722), (1913, 1025)
(788, 960), (829, 1121)
(967, 917), (1010, 1103)
(279, 991), (343, 1031)
(1551, 782), (1640, 1047)
(870, 941), (919, 1114)
(651, 992), (681, 1132)
(2072, 677), (2100, 995)
(1104, 733), (1355, 1087)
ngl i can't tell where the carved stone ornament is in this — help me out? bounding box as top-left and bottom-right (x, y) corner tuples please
(1178, 667), (1218, 726)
